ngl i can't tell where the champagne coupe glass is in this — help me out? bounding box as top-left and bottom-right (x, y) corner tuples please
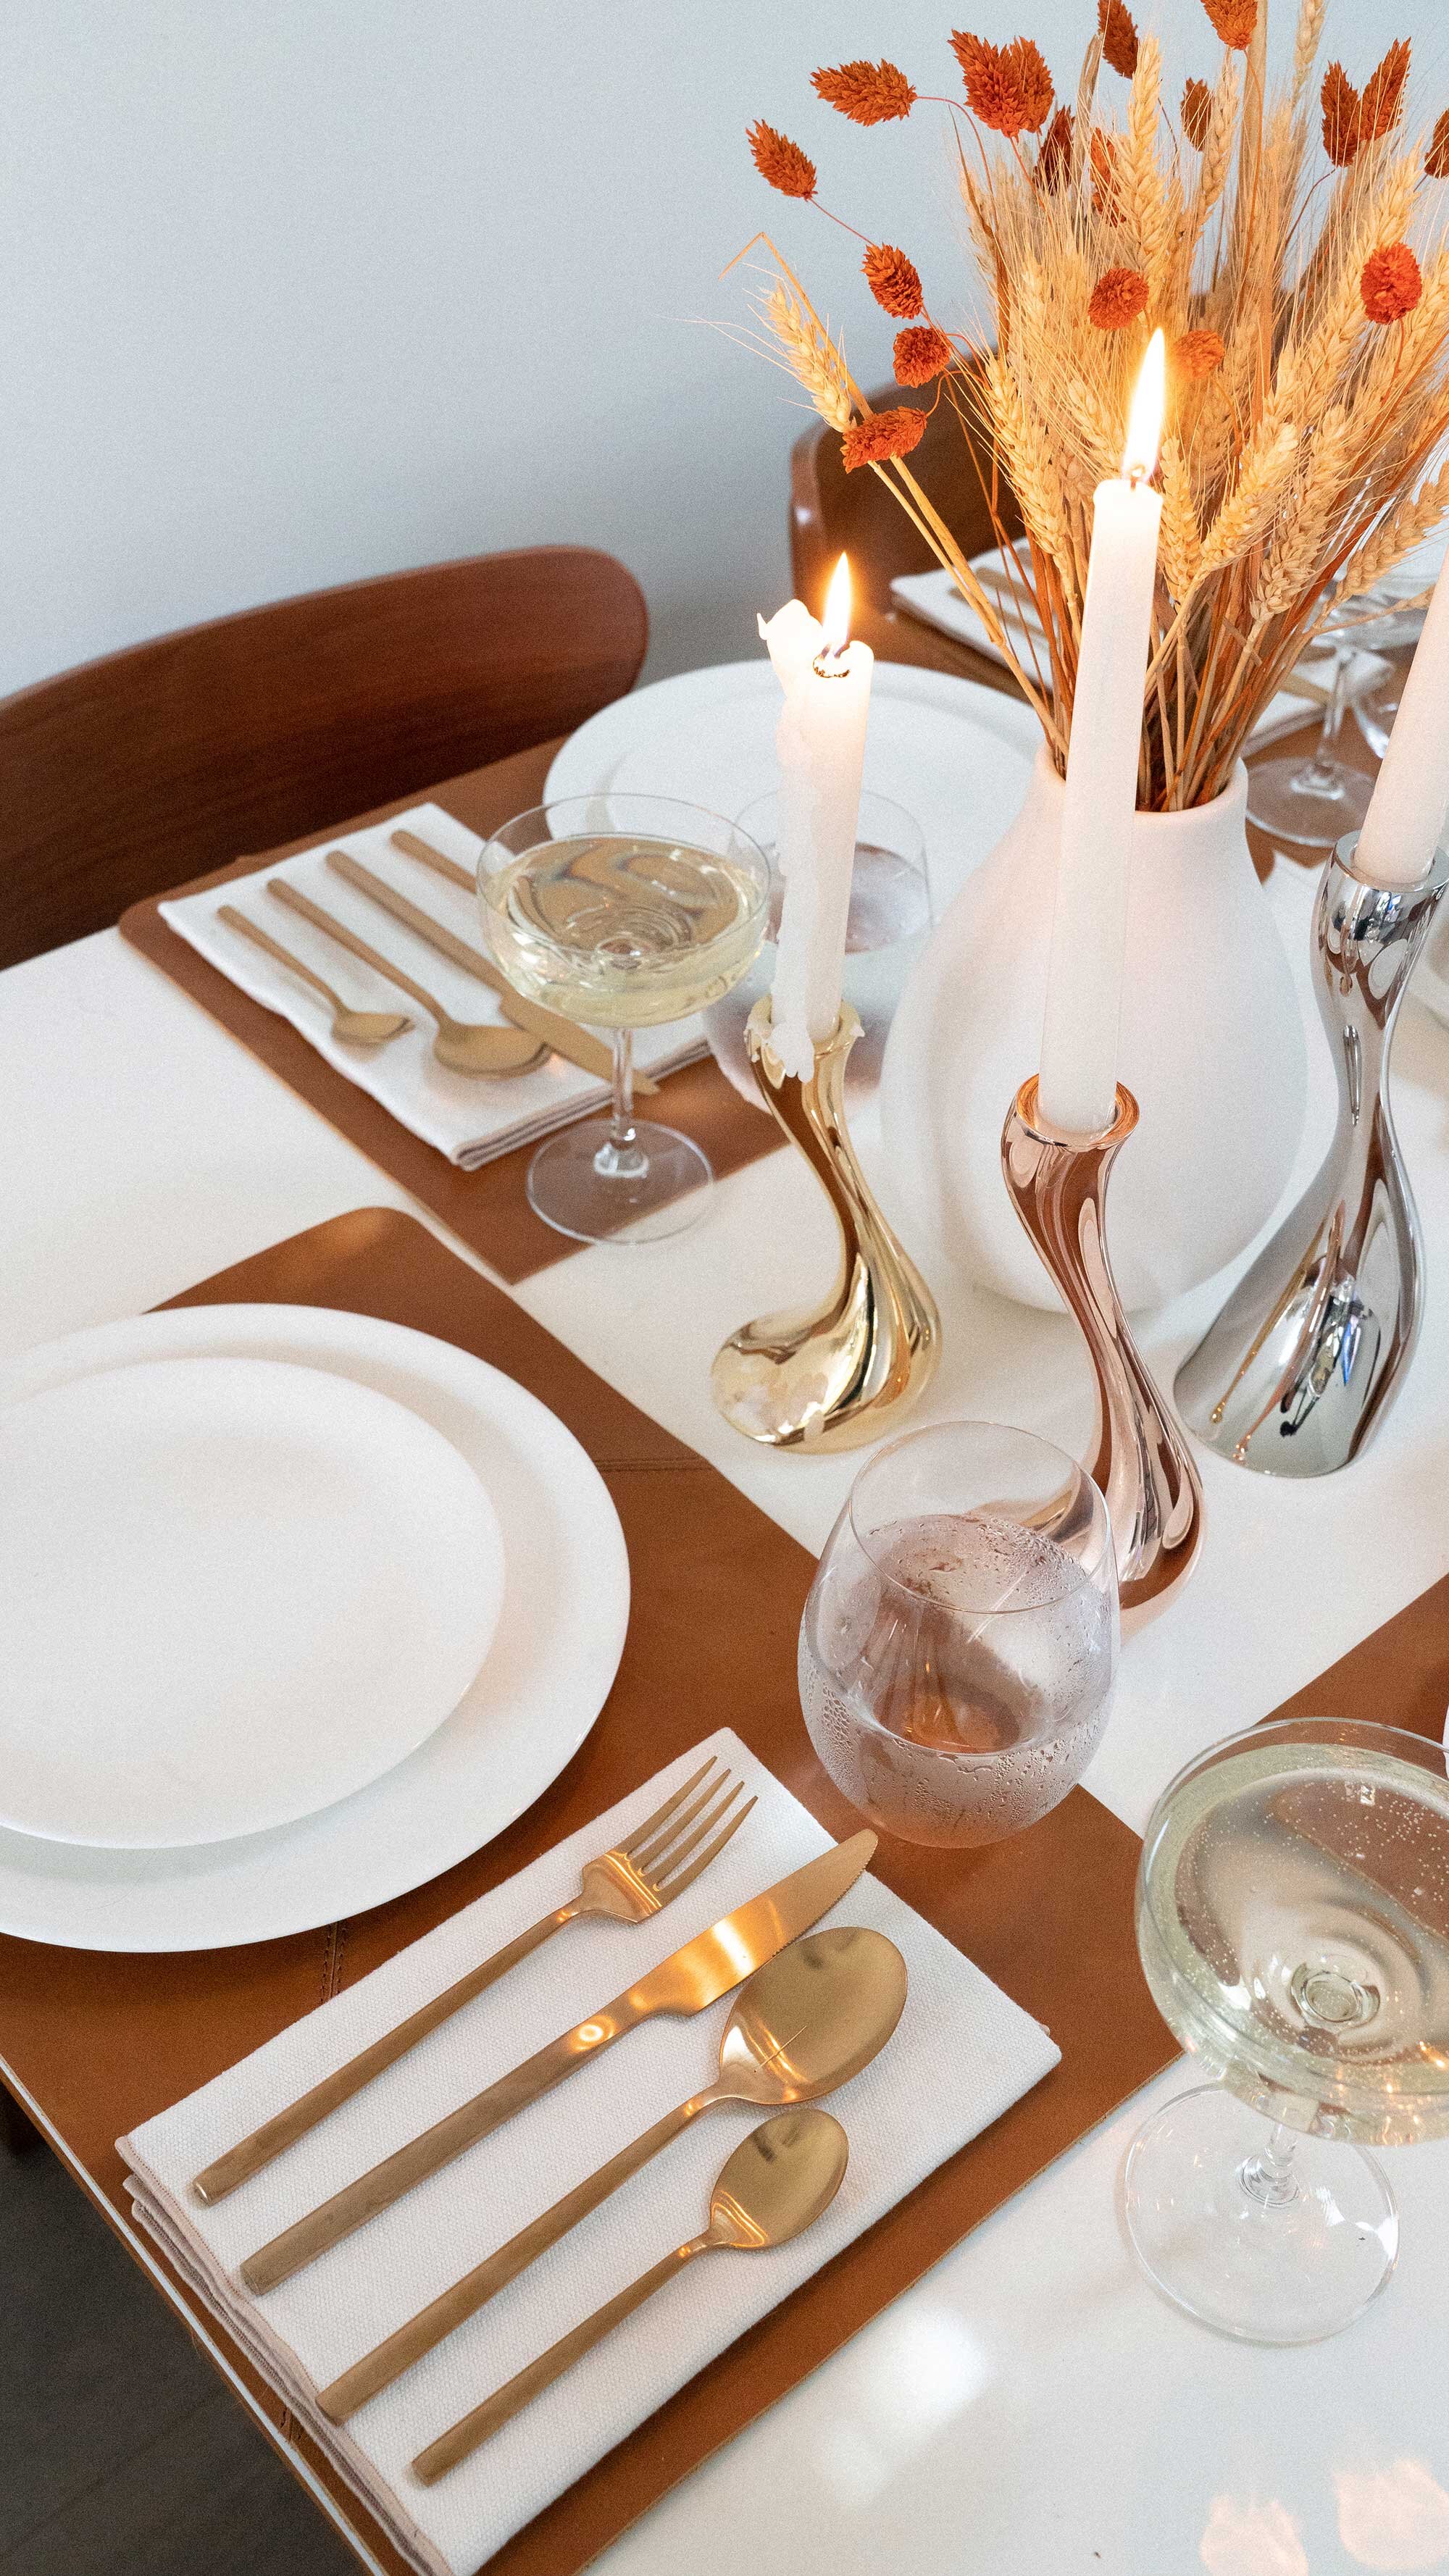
(479, 795), (770, 1244)
(1245, 590), (1379, 850)
(701, 790), (932, 1110)
(1124, 1715), (1449, 2344)
(798, 1422), (1119, 1848)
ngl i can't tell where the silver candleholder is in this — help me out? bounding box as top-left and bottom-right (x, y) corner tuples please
(1001, 1079), (1203, 1632)
(1176, 837), (1449, 1476)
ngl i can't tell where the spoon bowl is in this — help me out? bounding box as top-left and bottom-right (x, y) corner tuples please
(433, 1018), (549, 1076)
(704, 2106), (849, 2251)
(333, 1008), (414, 1045)
(713, 1924), (908, 2109)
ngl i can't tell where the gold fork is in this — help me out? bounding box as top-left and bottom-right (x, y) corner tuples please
(190, 1757), (754, 2206)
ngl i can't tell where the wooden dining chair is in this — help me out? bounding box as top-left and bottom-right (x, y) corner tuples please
(0, 545), (648, 969)
(790, 375), (1022, 614)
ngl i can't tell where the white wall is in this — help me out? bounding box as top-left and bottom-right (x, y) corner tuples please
(1, 1), (1444, 697)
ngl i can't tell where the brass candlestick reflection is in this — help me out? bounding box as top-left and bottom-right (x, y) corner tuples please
(711, 1000), (940, 1451)
(1001, 1078), (1202, 1631)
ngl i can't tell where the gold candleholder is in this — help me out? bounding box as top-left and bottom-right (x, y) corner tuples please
(1001, 1077), (1202, 1631)
(711, 999), (940, 1451)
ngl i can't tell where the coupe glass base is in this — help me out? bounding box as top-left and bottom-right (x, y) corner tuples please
(525, 1119), (712, 1245)
(1123, 2083), (1398, 2344)
(1245, 751), (1373, 850)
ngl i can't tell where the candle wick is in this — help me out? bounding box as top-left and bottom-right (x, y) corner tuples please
(811, 649), (850, 679)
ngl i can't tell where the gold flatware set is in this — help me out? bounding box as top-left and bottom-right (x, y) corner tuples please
(191, 1788), (901, 2482)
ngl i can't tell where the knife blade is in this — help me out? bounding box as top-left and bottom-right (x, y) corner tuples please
(238, 1828), (874, 2293)
(325, 850), (655, 1092)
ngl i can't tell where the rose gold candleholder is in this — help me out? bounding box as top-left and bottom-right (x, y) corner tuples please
(711, 999), (940, 1451)
(1001, 1077), (1202, 1631)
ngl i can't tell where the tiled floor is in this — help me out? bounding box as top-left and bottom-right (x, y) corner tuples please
(1, 2122), (357, 2574)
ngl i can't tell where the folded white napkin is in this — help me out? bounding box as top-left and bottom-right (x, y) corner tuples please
(891, 556), (1390, 748)
(122, 1728), (1058, 2576)
(159, 803), (703, 1171)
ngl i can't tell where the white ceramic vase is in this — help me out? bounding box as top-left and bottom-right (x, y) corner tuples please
(877, 749), (1308, 1313)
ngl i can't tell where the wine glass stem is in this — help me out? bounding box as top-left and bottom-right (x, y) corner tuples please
(1302, 643), (1350, 788)
(1239, 2119), (1299, 2211)
(593, 1030), (647, 1183)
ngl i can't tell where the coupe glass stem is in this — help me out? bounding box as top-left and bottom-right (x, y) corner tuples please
(1238, 2118), (1300, 2211)
(594, 1030), (647, 1184)
(1295, 641), (1350, 793)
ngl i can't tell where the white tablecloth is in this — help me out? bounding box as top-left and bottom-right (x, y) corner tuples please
(5, 862), (1449, 2575)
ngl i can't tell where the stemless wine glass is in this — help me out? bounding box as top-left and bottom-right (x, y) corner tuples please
(798, 1422), (1119, 1849)
(1124, 1715), (1449, 2345)
(701, 789), (932, 1108)
(479, 794), (770, 1245)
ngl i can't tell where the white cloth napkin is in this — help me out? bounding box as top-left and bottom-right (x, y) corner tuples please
(891, 556), (1390, 747)
(159, 803), (704, 1171)
(121, 1728), (1058, 2576)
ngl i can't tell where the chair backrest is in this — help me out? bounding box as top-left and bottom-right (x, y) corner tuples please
(790, 376), (1022, 614)
(0, 544), (648, 967)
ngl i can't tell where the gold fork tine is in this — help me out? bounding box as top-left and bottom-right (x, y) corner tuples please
(652, 1796), (758, 1902)
(639, 1777), (746, 1884)
(617, 1757), (720, 1860)
(629, 1768), (735, 1875)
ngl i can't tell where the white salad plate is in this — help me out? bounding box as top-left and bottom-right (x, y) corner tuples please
(0, 1354), (503, 1849)
(544, 659), (1040, 915)
(0, 1307), (630, 1949)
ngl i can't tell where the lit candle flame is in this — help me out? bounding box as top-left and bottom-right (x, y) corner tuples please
(821, 552), (853, 658)
(1122, 329), (1166, 485)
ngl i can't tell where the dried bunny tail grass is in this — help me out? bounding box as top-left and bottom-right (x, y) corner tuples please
(760, 280), (856, 432)
(1291, 0), (1327, 106)
(1120, 36), (1172, 306)
(1252, 406), (1355, 615)
(1198, 421), (1300, 572)
(1159, 434), (1203, 601)
(982, 354), (1074, 564)
(1337, 453), (1449, 601)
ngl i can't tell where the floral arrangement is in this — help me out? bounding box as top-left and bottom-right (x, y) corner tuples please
(739, 1), (1449, 810)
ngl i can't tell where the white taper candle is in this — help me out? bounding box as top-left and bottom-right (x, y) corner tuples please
(759, 556), (874, 1079)
(1354, 547), (1449, 889)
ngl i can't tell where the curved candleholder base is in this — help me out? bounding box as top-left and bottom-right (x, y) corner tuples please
(711, 1000), (940, 1452)
(1001, 1079), (1203, 1631)
(1176, 845), (1449, 1477)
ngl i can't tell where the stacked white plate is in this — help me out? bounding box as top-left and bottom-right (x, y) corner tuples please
(0, 1309), (628, 1952)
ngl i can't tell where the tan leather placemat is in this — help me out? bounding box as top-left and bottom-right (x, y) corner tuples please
(0, 1208), (1172, 2576)
(117, 737), (781, 1285)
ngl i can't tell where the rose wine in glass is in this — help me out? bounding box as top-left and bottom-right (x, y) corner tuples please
(479, 795), (769, 1244)
(1125, 1715), (1449, 2342)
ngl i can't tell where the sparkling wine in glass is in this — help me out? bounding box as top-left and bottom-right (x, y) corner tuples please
(479, 795), (770, 1243)
(1124, 1715), (1449, 2343)
(798, 1422), (1119, 1849)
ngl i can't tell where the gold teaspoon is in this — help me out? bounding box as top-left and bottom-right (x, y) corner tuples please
(267, 880), (548, 1078)
(321, 1924), (903, 2422)
(412, 2106), (848, 2483)
(217, 906), (412, 1046)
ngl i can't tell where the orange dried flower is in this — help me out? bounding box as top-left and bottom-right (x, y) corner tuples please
(1202, 0), (1257, 48)
(950, 31), (1053, 137)
(842, 407), (928, 472)
(1098, 0), (1139, 80)
(1182, 77), (1213, 151)
(1174, 327), (1226, 378)
(1090, 129), (1124, 220)
(1360, 41), (1411, 143)
(811, 59), (918, 125)
(747, 120), (817, 198)
(1362, 242), (1423, 325)
(1427, 109), (1449, 180)
(893, 323), (953, 385)
(1037, 104), (1074, 191)
(1089, 266), (1150, 330)
(1321, 62), (1361, 164)
(863, 242), (924, 318)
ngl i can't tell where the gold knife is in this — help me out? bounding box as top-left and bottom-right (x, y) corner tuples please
(238, 1830), (875, 2295)
(324, 850), (655, 1093)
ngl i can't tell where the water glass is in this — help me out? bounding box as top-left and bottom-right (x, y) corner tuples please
(798, 1423), (1119, 1848)
(702, 790), (932, 1108)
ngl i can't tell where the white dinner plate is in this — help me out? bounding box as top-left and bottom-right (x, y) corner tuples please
(544, 659), (1040, 913)
(0, 1355), (503, 1849)
(0, 1308), (630, 1949)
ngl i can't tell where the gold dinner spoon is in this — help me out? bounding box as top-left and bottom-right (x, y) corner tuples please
(267, 879), (548, 1078)
(217, 905), (412, 1046)
(412, 2105), (848, 2483)
(320, 1924), (903, 2422)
